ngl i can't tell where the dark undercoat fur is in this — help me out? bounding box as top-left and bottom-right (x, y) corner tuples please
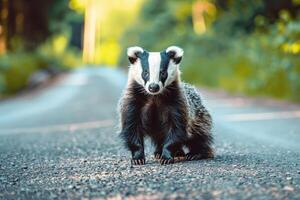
(119, 78), (214, 164)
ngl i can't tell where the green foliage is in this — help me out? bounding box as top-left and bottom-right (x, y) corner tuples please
(0, 0), (82, 97)
(0, 52), (39, 94)
(37, 34), (82, 69)
(118, 0), (300, 102)
(0, 35), (81, 96)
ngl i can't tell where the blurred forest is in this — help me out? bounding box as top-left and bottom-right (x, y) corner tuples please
(0, 0), (82, 95)
(119, 0), (300, 101)
(0, 0), (300, 102)
(0, 0), (139, 96)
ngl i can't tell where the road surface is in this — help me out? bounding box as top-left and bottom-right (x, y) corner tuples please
(0, 68), (299, 199)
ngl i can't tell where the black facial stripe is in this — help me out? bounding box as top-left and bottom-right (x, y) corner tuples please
(128, 57), (137, 64)
(160, 51), (170, 85)
(139, 51), (149, 84)
(167, 50), (182, 64)
(173, 57), (182, 64)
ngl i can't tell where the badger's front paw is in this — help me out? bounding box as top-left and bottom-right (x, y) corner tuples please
(154, 153), (161, 159)
(160, 150), (174, 165)
(131, 149), (145, 165)
(185, 153), (202, 161)
(160, 158), (174, 165)
(154, 150), (162, 159)
(131, 158), (145, 165)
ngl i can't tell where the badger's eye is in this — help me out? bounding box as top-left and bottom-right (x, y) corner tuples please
(143, 71), (149, 79)
(160, 71), (167, 77)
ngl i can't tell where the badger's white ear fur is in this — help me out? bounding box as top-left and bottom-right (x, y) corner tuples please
(166, 46), (184, 64)
(127, 46), (144, 64)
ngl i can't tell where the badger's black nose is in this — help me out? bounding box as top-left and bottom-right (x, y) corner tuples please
(148, 83), (160, 93)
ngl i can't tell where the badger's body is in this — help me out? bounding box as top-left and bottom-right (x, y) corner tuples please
(118, 46), (213, 165)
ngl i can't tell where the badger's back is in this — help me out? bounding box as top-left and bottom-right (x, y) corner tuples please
(180, 82), (213, 138)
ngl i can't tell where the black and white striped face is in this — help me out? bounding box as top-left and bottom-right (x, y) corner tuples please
(127, 46), (184, 95)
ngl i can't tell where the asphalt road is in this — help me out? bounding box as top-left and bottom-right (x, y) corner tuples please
(0, 68), (299, 200)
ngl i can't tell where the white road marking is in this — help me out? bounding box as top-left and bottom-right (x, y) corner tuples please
(63, 73), (88, 86)
(0, 119), (115, 135)
(223, 110), (300, 122)
(207, 98), (249, 108)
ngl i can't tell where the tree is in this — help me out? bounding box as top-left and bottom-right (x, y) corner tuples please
(0, 0), (76, 52)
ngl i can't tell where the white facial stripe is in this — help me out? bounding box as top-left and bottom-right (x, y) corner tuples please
(148, 52), (161, 84)
(128, 59), (144, 85)
(165, 64), (178, 86)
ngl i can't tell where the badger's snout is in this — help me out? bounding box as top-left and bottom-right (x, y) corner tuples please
(148, 83), (160, 93)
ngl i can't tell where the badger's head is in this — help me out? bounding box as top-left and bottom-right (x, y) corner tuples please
(127, 46), (184, 95)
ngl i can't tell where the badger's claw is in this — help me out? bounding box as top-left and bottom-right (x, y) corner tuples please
(160, 158), (174, 165)
(154, 153), (162, 159)
(131, 158), (145, 165)
(185, 153), (202, 161)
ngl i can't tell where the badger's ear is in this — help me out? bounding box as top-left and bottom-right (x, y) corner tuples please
(127, 46), (144, 64)
(166, 46), (184, 64)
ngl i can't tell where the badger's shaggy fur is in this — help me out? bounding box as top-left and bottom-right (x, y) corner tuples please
(118, 46), (213, 165)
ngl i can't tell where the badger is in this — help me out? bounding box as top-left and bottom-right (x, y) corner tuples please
(118, 46), (213, 165)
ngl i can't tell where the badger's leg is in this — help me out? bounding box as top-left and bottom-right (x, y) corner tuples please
(160, 134), (186, 165)
(155, 143), (184, 159)
(186, 135), (213, 160)
(152, 133), (166, 159)
(121, 129), (145, 165)
(130, 138), (145, 165)
(160, 109), (188, 165)
(186, 109), (214, 161)
(120, 99), (145, 165)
